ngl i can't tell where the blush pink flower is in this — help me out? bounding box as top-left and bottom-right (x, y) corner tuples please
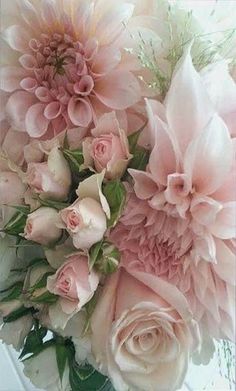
(110, 48), (236, 341)
(83, 112), (132, 179)
(47, 253), (99, 315)
(0, 0), (141, 139)
(110, 192), (235, 343)
(91, 268), (199, 391)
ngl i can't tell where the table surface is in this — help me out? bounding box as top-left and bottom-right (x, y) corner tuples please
(0, 341), (233, 391)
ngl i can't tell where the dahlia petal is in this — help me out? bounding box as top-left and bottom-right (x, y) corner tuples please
(6, 91), (37, 131)
(201, 61), (236, 118)
(212, 140), (236, 202)
(213, 240), (236, 286)
(68, 97), (92, 127)
(44, 101), (62, 120)
(0, 66), (27, 92)
(75, 0), (94, 41)
(2, 25), (31, 52)
(41, 0), (58, 27)
(84, 38), (99, 61)
(184, 114), (233, 195)
(25, 103), (49, 138)
(148, 118), (177, 186)
(165, 45), (214, 154)
(194, 233), (216, 263)
(20, 77), (38, 93)
(94, 70), (140, 110)
(95, 3), (134, 45)
(165, 174), (191, 205)
(19, 54), (38, 70)
(145, 98), (166, 148)
(20, 0), (40, 30)
(92, 46), (121, 75)
(209, 202), (236, 239)
(190, 196), (222, 226)
(129, 169), (158, 200)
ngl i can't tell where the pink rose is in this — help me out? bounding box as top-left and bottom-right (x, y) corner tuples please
(26, 147), (71, 201)
(0, 171), (26, 228)
(23, 207), (62, 246)
(83, 112), (131, 179)
(91, 268), (199, 391)
(47, 253), (99, 315)
(60, 197), (107, 250)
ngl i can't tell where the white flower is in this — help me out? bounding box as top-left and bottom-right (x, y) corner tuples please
(0, 315), (33, 351)
(23, 346), (70, 391)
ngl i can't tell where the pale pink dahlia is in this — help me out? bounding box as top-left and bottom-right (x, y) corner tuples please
(110, 49), (236, 341)
(0, 0), (141, 138)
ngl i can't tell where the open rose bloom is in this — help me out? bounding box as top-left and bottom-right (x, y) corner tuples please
(0, 1), (235, 391)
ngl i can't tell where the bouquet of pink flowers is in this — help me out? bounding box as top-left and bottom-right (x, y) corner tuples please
(0, 1), (235, 390)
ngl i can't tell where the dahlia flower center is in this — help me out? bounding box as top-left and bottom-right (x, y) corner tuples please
(20, 32), (97, 115)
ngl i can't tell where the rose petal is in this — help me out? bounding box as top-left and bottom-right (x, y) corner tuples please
(68, 97), (92, 127)
(25, 103), (49, 137)
(94, 70), (140, 110)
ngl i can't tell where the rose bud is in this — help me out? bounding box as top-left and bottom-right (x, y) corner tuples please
(26, 147), (71, 201)
(47, 253), (99, 315)
(60, 197), (107, 250)
(83, 112), (132, 180)
(23, 207), (62, 246)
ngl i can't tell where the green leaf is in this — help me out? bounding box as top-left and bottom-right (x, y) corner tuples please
(128, 146), (150, 171)
(96, 242), (120, 275)
(89, 240), (103, 270)
(0, 282), (23, 302)
(20, 322), (52, 360)
(56, 344), (68, 382)
(3, 207), (30, 235)
(128, 121), (147, 154)
(22, 339), (56, 361)
(83, 294), (98, 335)
(28, 272), (54, 293)
(69, 358), (112, 391)
(3, 306), (35, 323)
(31, 290), (58, 304)
(103, 180), (126, 228)
(62, 148), (84, 172)
(19, 329), (42, 359)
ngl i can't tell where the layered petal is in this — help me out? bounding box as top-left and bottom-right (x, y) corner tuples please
(94, 70), (141, 110)
(165, 46), (214, 155)
(25, 103), (49, 137)
(184, 115), (233, 195)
